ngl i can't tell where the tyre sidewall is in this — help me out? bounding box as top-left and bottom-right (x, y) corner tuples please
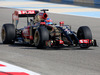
(77, 26), (92, 40)
(1, 24), (15, 44)
(34, 26), (49, 48)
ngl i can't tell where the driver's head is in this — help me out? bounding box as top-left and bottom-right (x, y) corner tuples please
(45, 18), (53, 25)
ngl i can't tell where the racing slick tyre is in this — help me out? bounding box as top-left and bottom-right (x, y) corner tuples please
(34, 26), (49, 49)
(77, 26), (92, 48)
(1, 24), (16, 44)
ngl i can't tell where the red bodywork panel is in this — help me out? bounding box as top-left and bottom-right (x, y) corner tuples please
(22, 26), (30, 39)
(52, 40), (64, 46)
(79, 39), (92, 44)
(40, 22), (46, 25)
(38, 13), (48, 20)
(22, 26), (34, 40)
(58, 40), (64, 44)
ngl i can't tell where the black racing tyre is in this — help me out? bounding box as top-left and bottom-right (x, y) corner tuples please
(34, 26), (49, 49)
(77, 26), (92, 40)
(77, 26), (92, 48)
(1, 24), (16, 44)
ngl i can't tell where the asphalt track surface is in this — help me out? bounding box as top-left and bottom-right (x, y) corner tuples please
(0, 7), (100, 75)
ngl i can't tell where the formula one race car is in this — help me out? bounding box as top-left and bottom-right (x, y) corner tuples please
(1, 9), (97, 49)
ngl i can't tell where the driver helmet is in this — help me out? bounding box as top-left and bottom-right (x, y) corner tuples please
(45, 18), (53, 25)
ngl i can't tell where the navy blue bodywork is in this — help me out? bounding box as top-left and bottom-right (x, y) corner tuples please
(56, 25), (79, 45)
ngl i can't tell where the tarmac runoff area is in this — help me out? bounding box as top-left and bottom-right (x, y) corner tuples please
(0, 1), (100, 18)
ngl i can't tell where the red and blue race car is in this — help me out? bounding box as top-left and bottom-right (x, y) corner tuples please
(1, 9), (97, 49)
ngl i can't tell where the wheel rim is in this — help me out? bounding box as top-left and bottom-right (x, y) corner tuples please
(34, 31), (40, 46)
(1, 27), (6, 42)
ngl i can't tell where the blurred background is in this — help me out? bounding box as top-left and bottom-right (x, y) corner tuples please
(0, 0), (100, 7)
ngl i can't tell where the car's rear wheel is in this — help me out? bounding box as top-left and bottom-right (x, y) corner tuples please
(77, 26), (92, 48)
(1, 24), (16, 44)
(34, 26), (49, 49)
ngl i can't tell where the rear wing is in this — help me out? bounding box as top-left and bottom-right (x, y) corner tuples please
(18, 10), (39, 17)
(12, 10), (39, 18)
(12, 10), (39, 27)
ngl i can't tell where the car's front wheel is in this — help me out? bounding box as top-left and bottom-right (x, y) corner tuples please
(77, 26), (92, 48)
